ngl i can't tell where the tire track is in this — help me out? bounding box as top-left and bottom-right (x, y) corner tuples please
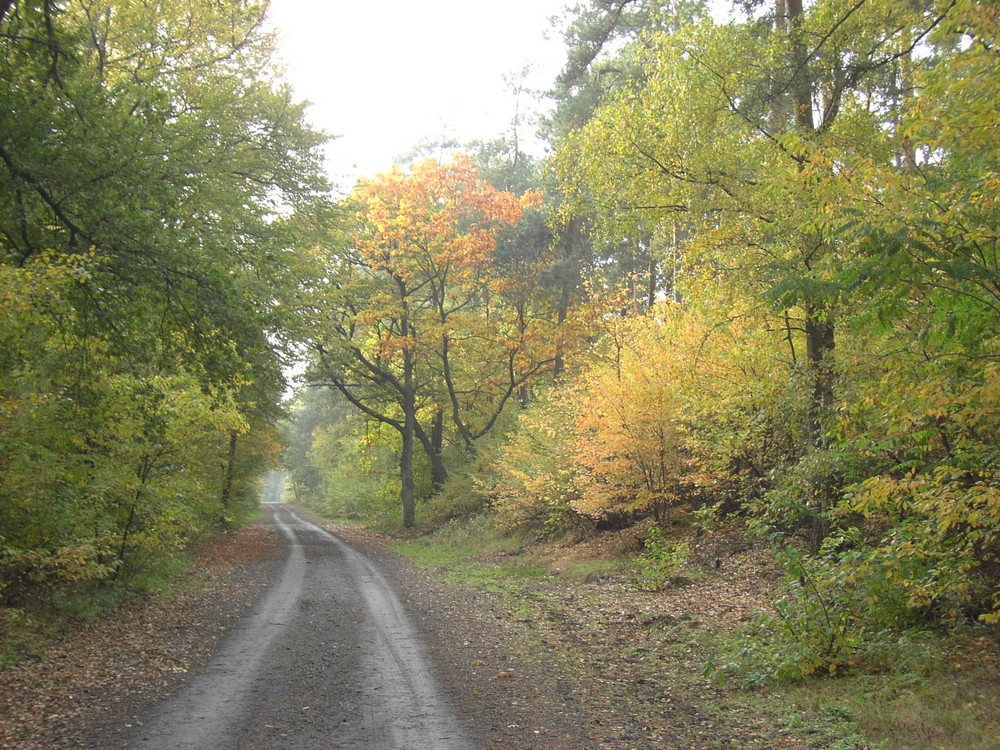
(123, 504), (475, 750)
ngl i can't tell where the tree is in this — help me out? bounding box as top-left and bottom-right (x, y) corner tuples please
(301, 155), (556, 527)
(554, 0), (956, 445)
(549, 0), (1000, 635)
(0, 0), (327, 599)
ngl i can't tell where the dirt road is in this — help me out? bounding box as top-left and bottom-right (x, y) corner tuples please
(123, 504), (476, 750)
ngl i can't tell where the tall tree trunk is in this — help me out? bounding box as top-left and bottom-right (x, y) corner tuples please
(897, 30), (918, 170)
(428, 408), (447, 492)
(441, 333), (477, 453)
(804, 303), (835, 553)
(769, 0), (789, 129)
(400, 412), (416, 529)
(431, 408), (444, 460)
(553, 282), (570, 378)
(395, 282), (418, 528)
(646, 245), (657, 309)
(804, 304), (835, 447)
(786, 0), (814, 132)
(668, 221), (684, 304)
(401, 350), (416, 529)
(219, 429), (238, 528)
(787, 0), (836, 449)
(116, 454), (155, 573)
(553, 217), (585, 379)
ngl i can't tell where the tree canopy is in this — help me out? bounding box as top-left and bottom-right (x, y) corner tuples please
(298, 155), (565, 527)
(1, 0), (327, 601)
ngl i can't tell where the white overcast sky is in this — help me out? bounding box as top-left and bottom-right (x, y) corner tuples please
(266, 0), (571, 192)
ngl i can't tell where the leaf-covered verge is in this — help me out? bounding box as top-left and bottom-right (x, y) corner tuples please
(390, 515), (1000, 750)
(0, 519), (282, 749)
(0, 503), (267, 666)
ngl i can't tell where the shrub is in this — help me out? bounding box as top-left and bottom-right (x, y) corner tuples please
(630, 525), (691, 591)
(711, 534), (949, 686)
(477, 393), (582, 533)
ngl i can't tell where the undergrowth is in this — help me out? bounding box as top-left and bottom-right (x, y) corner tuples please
(392, 514), (546, 588)
(0, 553), (193, 668)
(0, 507), (263, 670)
(769, 626), (1000, 750)
(391, 513), (1000, 750)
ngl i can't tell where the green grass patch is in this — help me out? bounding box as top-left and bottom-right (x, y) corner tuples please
(393, 535), (547, 586)
(241, 504), (267, 523)
(392, 514), (548, 589)
(549, 558), (622, 583)
(393, 513), (642, 589)
(711, 625), (1000, 750)
(773, 629), (999, 750)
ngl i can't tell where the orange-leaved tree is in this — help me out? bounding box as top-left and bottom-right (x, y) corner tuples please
(480, 299), (795, 531)
(303, 155), (560, 527)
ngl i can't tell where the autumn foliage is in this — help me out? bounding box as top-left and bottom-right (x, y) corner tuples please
(479, 301), (795, 531)
(300, 155), (566, 526)
(0, 1), (323, 604)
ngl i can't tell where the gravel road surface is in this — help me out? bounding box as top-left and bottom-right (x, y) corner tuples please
(123, 503), (477, 750)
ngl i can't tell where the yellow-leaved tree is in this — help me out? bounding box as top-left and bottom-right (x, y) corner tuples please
(483, 300), (795, 530)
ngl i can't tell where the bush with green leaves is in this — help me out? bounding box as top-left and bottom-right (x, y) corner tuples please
(630, 526), (691, 592)
(749, 445), (888, 553)
(710, 534), (942, 685)
(477, 393), (582, 534)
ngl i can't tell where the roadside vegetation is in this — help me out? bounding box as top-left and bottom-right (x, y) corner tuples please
(384, 514), (1000, 750)
(1, 0), (324, 642)
(281, 2), (998, 746)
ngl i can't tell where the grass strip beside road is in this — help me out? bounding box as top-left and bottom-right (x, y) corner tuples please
(392, 521), (1000, 750)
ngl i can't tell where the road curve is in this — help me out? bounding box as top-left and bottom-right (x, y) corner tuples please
(123, 504), (477, 750)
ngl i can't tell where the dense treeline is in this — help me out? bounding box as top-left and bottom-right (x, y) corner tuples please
(285, 0), (998, 679)
(0, 0), (326, 604)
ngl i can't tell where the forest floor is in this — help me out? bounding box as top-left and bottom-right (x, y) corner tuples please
(387, 518), (999, 750)
(0, 507), (997, 749)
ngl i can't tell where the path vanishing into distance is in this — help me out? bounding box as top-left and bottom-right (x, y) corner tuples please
(119, 504), (476, 750)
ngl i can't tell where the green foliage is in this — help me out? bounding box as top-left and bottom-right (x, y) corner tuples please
(750, 443), (886, 552)
(841, 362), (1000, 623)
(420, 463), (489, 528)
(281, 388), (445, 530)
(0, 365), (248, 602)
(307, 416), (402, 525)
(711, 537), (933, 686)
(476, 392), (582, 534)
(545, 0), (1000, 680)
(0, 0), (325, 604)
(630, 526), (691, 592)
